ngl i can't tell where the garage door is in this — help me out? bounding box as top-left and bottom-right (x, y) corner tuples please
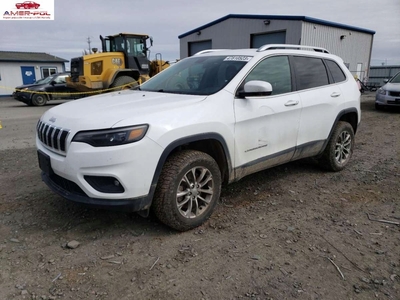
(189, 40), (212, 56)
(251, 31), (286, 48)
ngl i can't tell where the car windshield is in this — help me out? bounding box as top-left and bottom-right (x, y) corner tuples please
(139, 55), (251, 95)
(389, 72), (400, 84)
(34, 75), (55, 84)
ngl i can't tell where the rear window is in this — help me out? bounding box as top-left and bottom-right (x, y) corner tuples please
(292, 56), (329, 90)
(325, 60), (346, 83)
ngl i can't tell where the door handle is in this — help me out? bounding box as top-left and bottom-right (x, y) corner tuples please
(331, 92), (341, 98)
(284, 100), (299, 107)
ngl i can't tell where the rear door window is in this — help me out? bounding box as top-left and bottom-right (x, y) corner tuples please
(292, 56), (329, 90)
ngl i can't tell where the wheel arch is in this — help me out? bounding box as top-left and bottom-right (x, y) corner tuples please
(159, 133), (233, 184)
(319, 108), (359, 155)
(141, 133), (233, 212)
(338, 108), (359, 134)
(29, 91), (52, 100)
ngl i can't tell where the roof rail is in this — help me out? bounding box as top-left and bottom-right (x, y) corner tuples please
(194, 49), (229, 55)
(257, 44), (330, 53)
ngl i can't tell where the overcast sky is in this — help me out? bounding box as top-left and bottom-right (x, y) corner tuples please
(1, 0), (399, 66)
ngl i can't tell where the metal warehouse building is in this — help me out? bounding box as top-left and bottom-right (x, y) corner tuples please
(179, 14), (375, 82)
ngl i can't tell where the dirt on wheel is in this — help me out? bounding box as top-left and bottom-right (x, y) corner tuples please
(0, 93), (399, 299)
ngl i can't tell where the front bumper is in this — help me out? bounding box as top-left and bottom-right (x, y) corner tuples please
(13, 91), (31, 104)
(41, 171), (153, 211)
(36, 136), (164, 211)
(376, 92), (400, 107)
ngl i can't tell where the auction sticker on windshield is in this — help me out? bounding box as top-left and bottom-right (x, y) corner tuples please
(224, 56), (252, 62)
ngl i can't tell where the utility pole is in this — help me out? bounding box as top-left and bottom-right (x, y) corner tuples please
(87, 37), (92, 54)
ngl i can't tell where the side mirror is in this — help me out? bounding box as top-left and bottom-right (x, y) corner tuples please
(50, 80), (57, 85)
(383, 79), (389, 83)
(237, 80), (273, 98)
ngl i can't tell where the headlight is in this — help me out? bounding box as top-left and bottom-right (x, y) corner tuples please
(377, 88), (386, 95)
(72, 125), (148, 147)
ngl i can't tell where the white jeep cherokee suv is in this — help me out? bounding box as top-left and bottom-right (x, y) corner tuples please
(36, 44), (361, 231)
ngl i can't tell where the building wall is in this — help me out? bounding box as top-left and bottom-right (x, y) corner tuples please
(180, 18), (303, 58)
(369, 65), (400, 87)
(301, 22), (373, 81)
(0, 61), (65, 96)
(179, 17), (374, 82)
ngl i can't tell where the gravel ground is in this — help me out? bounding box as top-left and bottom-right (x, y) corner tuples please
(0, 93), (399, 300)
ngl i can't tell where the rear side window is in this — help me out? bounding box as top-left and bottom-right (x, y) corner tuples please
(325, 60), (346, 83)
(292, 56), (329, 90)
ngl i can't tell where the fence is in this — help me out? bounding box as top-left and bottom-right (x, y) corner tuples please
(367, 65), (400, 88)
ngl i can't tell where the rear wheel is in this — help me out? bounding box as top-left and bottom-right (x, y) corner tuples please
(31, 93), (48, 106)
(152, 150), (222, 231)
(110, 76), (137, 91)
(319, 121), (354, 171)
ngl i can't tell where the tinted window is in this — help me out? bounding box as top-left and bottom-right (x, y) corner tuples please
(245, 56), (291, 95)
(325, 60), (346, 83)
(292, 56), (329, 90)
(389, 72), (400, 83)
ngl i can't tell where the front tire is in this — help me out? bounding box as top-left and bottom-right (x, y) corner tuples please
(319, 121), (354, 172)
(152, 150), (222, 231)
(110, 76), (137, 91)
(31, 93), (48, 106)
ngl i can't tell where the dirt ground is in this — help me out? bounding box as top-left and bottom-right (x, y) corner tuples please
(0, 92), (399, 300)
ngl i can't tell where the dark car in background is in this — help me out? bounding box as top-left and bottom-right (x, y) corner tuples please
(375, 71), (400, 110)
(13, 72), (80, 106)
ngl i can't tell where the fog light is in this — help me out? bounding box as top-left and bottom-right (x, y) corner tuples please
(84, 176), (125, 193)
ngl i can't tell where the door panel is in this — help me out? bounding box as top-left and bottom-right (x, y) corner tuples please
(296, 85), (343, 147)
(291, 56), (343, 158)
(47, 74), (75, 99)
(234, 93), (301, 178)
(234, 55), (301, 179)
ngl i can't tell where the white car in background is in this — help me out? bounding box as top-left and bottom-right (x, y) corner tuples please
(36, 44), (361, 231)
(375, 71), (400, 110)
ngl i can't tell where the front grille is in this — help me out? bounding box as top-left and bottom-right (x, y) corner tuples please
(37, 120), (70, 154)
(387, 100), (400, 105)
(389, 91), (400, 97)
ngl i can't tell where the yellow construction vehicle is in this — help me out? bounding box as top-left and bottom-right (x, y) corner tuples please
(66, 33), (169, 92)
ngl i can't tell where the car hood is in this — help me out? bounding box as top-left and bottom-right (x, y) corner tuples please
(383, 82), (400, 92)
(41, 90), (207, 130)
(15, 83), (46, 90)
